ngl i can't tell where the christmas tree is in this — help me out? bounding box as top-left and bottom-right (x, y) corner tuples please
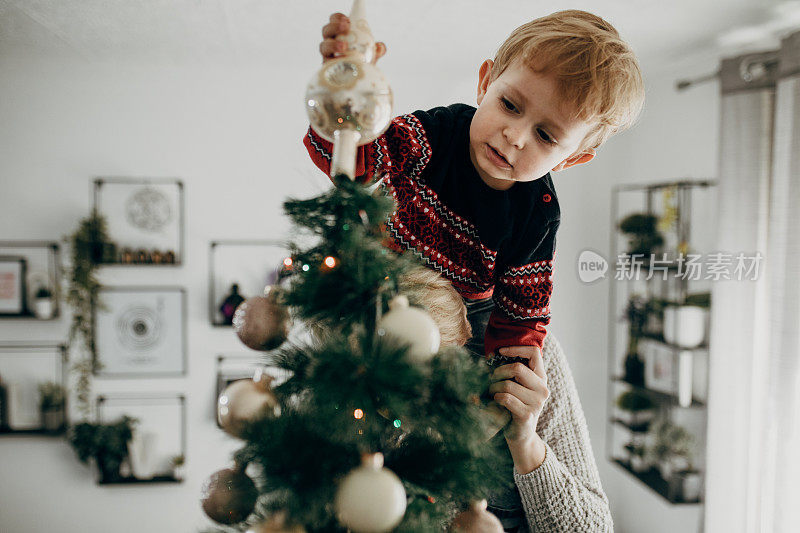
(200, 2), (509, 531)
(204, 176), (509, 532)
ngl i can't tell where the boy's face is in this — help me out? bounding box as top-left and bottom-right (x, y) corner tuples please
(469, 58), (597, 191)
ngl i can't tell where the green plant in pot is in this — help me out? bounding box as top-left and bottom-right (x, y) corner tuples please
(33, 286), (55, 319)
(623, 294), (649, 386)
(628, 442), (650, 473)
(68, 415), (138, 483)
(618, 213), (665, 257)
(64, 210), (114, 419)
(665, 424), (702, 502)
(38, 381), (66, 433)
(615, 389), (657, 429)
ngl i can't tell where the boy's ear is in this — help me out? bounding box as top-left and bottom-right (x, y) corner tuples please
(476, 59), (494, 105)
(551, 148), (596, 172)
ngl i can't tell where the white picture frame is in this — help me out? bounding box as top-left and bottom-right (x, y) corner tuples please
(93, 178), (184, 264)
(94, 287), (186, 377)
(0, 256), (27, 315)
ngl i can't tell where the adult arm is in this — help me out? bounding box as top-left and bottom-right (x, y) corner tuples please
(513, 333), (613, 532)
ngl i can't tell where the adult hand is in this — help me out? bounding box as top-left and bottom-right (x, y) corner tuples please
(488, 345), (549, 445)
(319, 13), (387, 63)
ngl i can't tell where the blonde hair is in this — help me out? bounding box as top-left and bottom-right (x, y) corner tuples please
(398, 266), (472, 348)
(491, 9), (645, 154)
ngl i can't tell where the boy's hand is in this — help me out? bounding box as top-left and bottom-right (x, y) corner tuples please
(488, 345), (549, 445)
(320, 13), (387, 64)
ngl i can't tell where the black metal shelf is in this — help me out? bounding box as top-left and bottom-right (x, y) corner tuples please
(613, 376), (706, 408)
(0, 426), (65, 436)
(98, 474), (182, 486)
(611, 459), (701, 505)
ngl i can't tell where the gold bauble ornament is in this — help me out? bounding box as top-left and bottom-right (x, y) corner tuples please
(233, 286), (289, 351)
(451, 500), (504, 533)
(334, 452), (407, 533)
(200, 465), (258, 525)
(377, 295), (440, 363)
(217, 368), (281, 439)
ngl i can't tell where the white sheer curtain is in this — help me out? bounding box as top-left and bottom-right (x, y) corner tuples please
(705, 33), (800, 533)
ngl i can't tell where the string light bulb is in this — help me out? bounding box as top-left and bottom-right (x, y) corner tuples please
(354, 408), (364, 420)
(324, 256), (337, 268)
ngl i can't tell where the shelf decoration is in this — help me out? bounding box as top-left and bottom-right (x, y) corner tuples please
(93, 393), (186, 485)
(0, 241), (62, 320)
(94, 287), (186, 377)
(93, 178), (184, 265)
(0, 343), (67, 435)
(208, 240), (293, 326)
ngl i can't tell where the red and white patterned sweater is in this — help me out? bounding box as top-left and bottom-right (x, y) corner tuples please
(303, 103), (560, 356)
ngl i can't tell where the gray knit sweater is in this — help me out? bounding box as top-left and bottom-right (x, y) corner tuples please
(491, 333), (613, 532)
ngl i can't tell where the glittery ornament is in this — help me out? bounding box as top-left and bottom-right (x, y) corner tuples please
(305, 0), (393, 179)
(201, 465), (258, 525)
(377, 295), (440, 363)
(451, 499), (504, 532)
(218, 368), (281, 439)
(233, 286), (289, 351)
(335, 453), (407, 533)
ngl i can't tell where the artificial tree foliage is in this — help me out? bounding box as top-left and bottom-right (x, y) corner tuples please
(214, 176), (507, 532)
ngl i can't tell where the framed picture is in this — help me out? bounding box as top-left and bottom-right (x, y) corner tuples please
(0, 242), (62, 320)
(214, 354), (291, 428)
(643, 339), (677, 395)
(94, 287), (186, 377)
(93, 178), (184, 265)
(208, 240), (292, 326)
(0, 343), (67, 433)
(0, 256), (27, 316)
(96, 394), (186, 484)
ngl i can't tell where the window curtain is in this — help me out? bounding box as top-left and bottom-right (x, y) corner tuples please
(705, 32), (800, 533)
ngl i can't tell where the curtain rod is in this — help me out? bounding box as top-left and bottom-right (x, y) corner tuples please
(675, 57), (779, 91)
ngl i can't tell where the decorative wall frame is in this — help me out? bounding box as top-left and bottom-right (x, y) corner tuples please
(0, 256), (27, 316)
(208, 240), (292, 326)
(0, 241), (62, 320)
(0, 343), (68, 435)
(96, 393), (186, 484)
(93, 178), (185, 265)
(214, 354), (291, 428)
(94, 287), (187, 377)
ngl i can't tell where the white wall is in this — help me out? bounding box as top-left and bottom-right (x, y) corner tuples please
(0, 45), (721, 532)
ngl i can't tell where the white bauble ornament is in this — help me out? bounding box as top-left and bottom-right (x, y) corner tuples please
(451, 499), (504, 532)
(218, 368), (281, 438)
(377, 295), (440, 363)
(335, 452), (407, 533)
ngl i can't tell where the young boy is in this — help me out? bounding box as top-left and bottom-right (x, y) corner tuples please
(305, 10), (644, 365)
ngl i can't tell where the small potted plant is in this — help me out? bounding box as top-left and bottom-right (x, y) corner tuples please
(666, 425), (703, 502)
(663, 292), (711, 348)
(622, 294), (648, 386)
(38, 381), (66, 432)
(628, 442), (650, 473)
(33, 286), (55, 319)
(170, 454), (186, 481)
(618, 213), (665, 257)
(68, 415), (138, 483)
(615, 389), (657, 429)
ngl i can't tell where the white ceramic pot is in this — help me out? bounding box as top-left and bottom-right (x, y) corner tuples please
(34, 298), (54, 320)
(681, 471), (703, 501)
(663, 306), (707, 348)
(127, 430), (159, 479)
